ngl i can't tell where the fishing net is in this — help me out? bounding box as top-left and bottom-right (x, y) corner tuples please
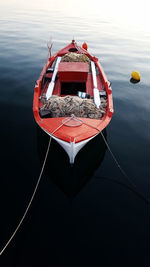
(40, 95), (107, 119)
(61, 52), (90, 67)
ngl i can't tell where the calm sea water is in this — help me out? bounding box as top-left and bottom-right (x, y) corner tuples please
(1, 1), (150, 266)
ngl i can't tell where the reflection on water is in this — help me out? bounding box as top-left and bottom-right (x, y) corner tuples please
(37, 127), (107, 196)
(0, 0), (150, 266)
(130, 77), (140, 84)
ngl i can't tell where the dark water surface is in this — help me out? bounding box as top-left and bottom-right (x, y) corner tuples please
(1, 1), (150, 266)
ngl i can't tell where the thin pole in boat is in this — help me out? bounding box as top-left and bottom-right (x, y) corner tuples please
(47, 37), (53, 58)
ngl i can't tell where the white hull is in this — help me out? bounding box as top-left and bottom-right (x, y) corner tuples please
(43, 128), (98, 163)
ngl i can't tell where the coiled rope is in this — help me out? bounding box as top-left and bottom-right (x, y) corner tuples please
(0, 117), (73, 256)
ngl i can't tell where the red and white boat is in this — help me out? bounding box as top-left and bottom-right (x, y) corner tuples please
(33, 40), (113, 163)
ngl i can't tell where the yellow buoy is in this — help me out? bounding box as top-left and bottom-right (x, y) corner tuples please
(131, 71), (141, 81)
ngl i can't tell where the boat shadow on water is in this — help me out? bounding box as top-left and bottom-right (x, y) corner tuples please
(36, 125), (107, 196)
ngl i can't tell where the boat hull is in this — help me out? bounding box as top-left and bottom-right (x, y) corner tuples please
(33, 40), (113, 163)
(42, 125), (98, 163)
(36, 125), (107, 196)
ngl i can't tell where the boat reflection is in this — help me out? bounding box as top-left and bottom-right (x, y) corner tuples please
(36, 126), (107, 196)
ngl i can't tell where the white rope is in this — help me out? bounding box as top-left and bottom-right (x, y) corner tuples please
(0, 117), (73, 256)
(79, 119), (137, 188)
(0, 136), (51, 256)
(1, 114), (143, 255)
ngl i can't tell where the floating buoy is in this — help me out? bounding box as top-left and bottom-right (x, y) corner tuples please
(131, 71), (140, 81)
(82, 42), (88, 50)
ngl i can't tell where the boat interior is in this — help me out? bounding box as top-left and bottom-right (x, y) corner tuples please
(41, 55), (104, 97)
(39, 52), (107, 120)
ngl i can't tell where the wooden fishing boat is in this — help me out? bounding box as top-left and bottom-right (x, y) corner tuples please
(33, 40), (113, 163)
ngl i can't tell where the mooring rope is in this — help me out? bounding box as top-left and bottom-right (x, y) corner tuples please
(0, 136), (52, 256)
(100, 131), (137, 188)
(94, 175), (150, 204)
(80, 119), (136, 188)
(0, 117), (73, 256)
(1, 115), (149, 255)
(79, 119), (150, 204)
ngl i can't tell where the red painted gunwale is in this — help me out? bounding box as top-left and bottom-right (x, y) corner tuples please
(33, 40), (113, 143)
